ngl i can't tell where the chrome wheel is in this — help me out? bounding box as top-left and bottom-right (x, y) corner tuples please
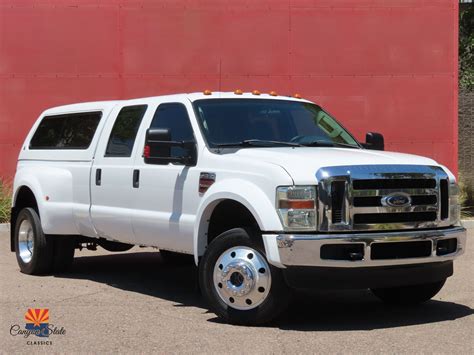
(213, 246), (271, 310)
(18, 219), (34, 264)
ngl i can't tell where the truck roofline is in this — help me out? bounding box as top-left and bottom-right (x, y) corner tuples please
(41, 91), (314, 115)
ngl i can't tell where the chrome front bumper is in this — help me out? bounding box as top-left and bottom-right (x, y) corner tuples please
(263, 226), (466, 268)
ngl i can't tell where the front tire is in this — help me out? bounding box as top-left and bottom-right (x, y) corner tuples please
(14, 207), (54, 275)
(199, 228), (291, 325)
(371, 280), (446, 305)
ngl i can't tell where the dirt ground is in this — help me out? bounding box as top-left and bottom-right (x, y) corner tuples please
(1, 228), (473, 354)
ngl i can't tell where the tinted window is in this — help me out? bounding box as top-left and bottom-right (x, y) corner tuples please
(149, 103), (194, 158)
(105, 105), (147, 157)
(30, 112), (102, 149)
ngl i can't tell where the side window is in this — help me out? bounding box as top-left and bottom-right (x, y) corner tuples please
(105, 105), (147, 157)
(30, 112), (102, 149)
(149, 103), (194, 158)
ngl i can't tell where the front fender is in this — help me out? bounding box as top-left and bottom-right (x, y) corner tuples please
(193, 179), (283, 264)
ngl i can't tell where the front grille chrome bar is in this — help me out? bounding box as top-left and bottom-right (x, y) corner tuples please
(315, 165), (451, 231)
(351, 188), (439, 197)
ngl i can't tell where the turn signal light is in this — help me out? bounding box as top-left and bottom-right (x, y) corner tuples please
(234, 89), (243, 95)
(199, 172), (216, 194)
(269, 91), (278, 96)
(279, 200), (315, 209)
(143, 145), (150, 158)
(203, 89), (212, 95)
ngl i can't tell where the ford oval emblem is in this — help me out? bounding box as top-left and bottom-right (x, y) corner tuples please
(381, 192), (412, 207)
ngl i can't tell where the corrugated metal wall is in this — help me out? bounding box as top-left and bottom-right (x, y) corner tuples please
(0, 0), (458, 178)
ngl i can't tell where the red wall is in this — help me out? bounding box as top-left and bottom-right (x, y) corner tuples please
(0, 0), (459, 179)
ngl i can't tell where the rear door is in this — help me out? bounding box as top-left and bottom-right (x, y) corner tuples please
(90, 104), (148, 243)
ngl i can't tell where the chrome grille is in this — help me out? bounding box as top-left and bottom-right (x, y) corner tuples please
(316, 165), (451, 231)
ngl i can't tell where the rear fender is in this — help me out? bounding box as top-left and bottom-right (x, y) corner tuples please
(13, 166), (76, 235)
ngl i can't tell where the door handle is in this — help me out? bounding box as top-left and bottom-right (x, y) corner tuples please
(133, 169), (140, 188)
(95, 168), (102, 186)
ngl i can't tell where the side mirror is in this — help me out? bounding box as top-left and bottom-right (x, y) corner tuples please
(144, 128), (197, 166)
(146, 128), (171, 158)
(363, 132), (384, 151)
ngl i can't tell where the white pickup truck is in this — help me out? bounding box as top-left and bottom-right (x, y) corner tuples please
(11, 91), (466, 325)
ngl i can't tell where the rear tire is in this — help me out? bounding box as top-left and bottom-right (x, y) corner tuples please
(199, 228), (291, 325)
(14, 207), (54, 275)
(371, 280), (446, 305)
(52, 236), (76, 272)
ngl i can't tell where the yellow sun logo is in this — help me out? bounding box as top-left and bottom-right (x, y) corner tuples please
(25, 309), (49, 327)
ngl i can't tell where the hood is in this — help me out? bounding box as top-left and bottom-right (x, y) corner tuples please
(233, 147), (439, 184)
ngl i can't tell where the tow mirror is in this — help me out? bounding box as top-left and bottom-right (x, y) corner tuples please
(363, 132), (384, 151)
(144, 128), (197, 166)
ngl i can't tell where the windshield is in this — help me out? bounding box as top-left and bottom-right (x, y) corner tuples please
(193, 99), (360, 148)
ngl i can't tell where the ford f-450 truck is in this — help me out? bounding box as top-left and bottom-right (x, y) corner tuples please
(10, 91), (466, 325)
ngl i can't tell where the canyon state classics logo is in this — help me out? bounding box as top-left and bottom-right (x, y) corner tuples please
(25, 308), (50, 337)
(10, 308), (66, 345)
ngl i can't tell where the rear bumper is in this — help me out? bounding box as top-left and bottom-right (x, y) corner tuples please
(263, 226), (466, 268)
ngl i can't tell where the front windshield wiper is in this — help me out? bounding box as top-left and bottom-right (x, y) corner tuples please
(301, 140), (360, 149)
(214, 139), (302, 148)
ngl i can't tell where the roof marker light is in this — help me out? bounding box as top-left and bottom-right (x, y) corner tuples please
(234, 89), (243, 95)
(269, 91), (278, 96)
(203, 89), (212, 95)
(252, 90), (261, 95)
(293, 93), (302, 99)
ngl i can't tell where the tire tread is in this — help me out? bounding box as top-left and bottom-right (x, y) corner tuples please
(15, 207), (54, 275)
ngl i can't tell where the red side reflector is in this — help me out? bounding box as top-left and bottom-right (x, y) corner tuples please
(143, 145), (150, 158)
(199, 172), (216, 194)
(279, 200), (315, 209)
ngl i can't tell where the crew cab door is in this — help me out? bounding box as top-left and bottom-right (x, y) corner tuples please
(90, 104), (148, 243)
(131, 101), (201, 253)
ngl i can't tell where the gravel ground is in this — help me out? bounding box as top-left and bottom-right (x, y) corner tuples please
(1, 229), (473, 354)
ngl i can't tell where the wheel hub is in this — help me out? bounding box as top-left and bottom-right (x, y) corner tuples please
(222, 261), (255, 296)
(213, 246), (271, 310)
(18, 219), (34, 264)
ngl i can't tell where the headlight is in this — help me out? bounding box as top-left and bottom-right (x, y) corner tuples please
(276, 186), (317, 230)
(449, 181), (461, 225)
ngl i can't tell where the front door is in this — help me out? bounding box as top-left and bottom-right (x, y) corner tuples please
(131, 101), (201, 253)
